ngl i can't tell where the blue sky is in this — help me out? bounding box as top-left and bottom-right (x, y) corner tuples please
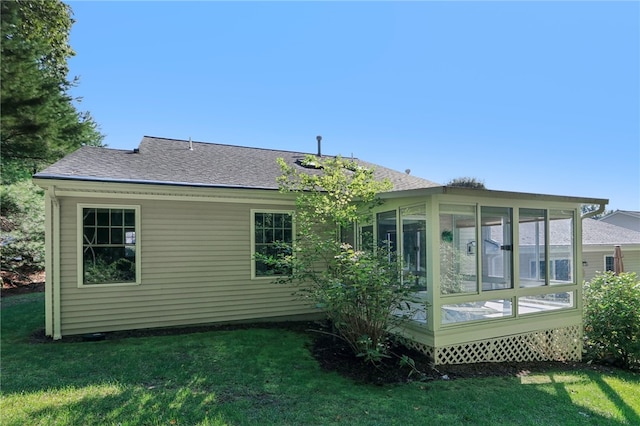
(67, 1), (639, 211)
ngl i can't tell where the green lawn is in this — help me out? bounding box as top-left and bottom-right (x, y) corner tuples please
(1, 293), (639, 426)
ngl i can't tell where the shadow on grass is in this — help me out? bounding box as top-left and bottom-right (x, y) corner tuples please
(592, 373), (640, 425)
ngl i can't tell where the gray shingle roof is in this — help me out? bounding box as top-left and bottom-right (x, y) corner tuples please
(582, 218), (640, 245)
(34, 136), (440, 192)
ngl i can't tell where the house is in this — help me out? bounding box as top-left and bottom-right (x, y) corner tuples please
(33, 136), (608, 365)
(581, 218), (640, 282)
(597, 210), (640, 233)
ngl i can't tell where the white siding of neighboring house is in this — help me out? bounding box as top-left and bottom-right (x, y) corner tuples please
(57, 195), (316, 336)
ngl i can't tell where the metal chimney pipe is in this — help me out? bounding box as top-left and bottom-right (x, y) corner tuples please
(316, 135), (322, 157)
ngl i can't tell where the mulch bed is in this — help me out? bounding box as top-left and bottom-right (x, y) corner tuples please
(1, 270), (45, 297)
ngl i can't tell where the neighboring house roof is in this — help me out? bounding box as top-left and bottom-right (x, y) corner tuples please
(582, 218), (640, 246)
(600, 210), (640, 220)
(597, 210), (640, 233)
(510, 218), (640, 247)
(34, 136), (441, 192)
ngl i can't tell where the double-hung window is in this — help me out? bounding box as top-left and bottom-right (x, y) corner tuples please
(79, 205), (140, 286)
(252, 211), (293, 277)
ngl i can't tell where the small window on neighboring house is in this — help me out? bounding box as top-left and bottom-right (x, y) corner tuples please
(253, 211), (293, 277)
(605, 256), (614, 272)
(80, 205), (140, 285)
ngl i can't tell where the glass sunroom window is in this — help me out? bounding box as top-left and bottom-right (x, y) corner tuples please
(519, 208), (546, 287)
(439, 204), (477, 294)
(481, 207), (513, 291)
(549, 210), (574, 284)
(442, 299), (513, 324)
(401, 205), (427, 293)
(377, 210), (397, 253)
(82, 207), (137, 285)
(518, 292), (574, 315)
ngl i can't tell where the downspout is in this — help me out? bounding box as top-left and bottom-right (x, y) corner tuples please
(44, 187), (53, 337)
(50, 186), (62, 340)
(577, 201), (606, 319)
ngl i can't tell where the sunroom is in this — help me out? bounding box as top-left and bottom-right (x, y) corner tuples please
(358, 186), (607, 365)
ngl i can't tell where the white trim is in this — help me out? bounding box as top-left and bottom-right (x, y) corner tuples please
(250, 209), (294, 280)
(76, 203), (142, 287)
(33, 178), (296, 206)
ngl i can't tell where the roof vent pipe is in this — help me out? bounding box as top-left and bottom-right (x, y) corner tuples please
(316, 135), (322, 157)
(189, 137), (193, 151)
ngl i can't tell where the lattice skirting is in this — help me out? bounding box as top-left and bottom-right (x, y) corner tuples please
(404, 325), (582, 365)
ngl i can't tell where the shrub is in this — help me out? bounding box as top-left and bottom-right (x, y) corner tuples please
(1, 180), (45, 274)
(259, 155), (419, 365)
(583, 271), (640, 369)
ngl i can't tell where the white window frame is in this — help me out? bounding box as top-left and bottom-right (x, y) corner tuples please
(251, 209), (294, 279)
(604, 255), (615, 272)
(77, 204), (141, 288)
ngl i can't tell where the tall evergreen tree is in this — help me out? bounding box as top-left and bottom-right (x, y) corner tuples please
(1, 0), (103, 180)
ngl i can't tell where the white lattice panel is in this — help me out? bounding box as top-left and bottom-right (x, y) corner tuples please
(403, 326), (582, 365)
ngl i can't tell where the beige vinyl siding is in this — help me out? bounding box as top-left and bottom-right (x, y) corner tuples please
(57, 196), (315, 336)
(582, 246), (640, 282)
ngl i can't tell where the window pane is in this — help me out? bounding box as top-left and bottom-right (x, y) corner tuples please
(111, 228), (123, 244)
(377, 210), (397, 252)
(255, 213), (264, 229)
(549, 210), (574, 284)
(83, 208), (96, 226)
(124, 210), (135, 226)
(401, 205), (427, 293)
(97, 228), (110, 244)
(254, 212), (293, 276)
(518, 292), (574, 314)
(519, 208), (546, 287)
(439, 204), (477, 294)
(481, 206), (512, 291)
(605, 256), (614, 272)
(83, 227), (96, 244)
(83, 246), (135, 284)
(111, 210), (123, 226)
(83, 207), (137, 284)
(442, 299), (512, 324)
(125, 230), (136, 244)
(359, 224), (374, 252)
(97, 209), (110, 226)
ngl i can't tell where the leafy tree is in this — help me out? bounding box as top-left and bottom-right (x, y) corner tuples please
(259, 155), (419, 365)
(1, 0), (103, 179)
(447, 177), (486, 189)
(583, 271), (640, 370)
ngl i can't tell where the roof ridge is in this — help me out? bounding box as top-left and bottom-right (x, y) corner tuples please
(141, 135), (361, 159)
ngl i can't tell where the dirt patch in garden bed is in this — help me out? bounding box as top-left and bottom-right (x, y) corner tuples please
(1, 270), (45, 297)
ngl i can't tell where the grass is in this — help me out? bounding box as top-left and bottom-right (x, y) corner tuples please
(1, 293), (639, 425)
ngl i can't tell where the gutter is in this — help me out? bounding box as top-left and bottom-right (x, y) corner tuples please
(32, 174), (281, 191)
(581, 202), (607, 220)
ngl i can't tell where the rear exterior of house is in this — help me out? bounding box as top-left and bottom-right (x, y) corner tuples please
(34, 136), (608, 365)
(33, 136), (440, 339)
